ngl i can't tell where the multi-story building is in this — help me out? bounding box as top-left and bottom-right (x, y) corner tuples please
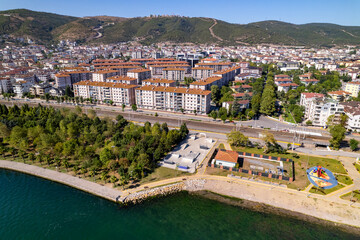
(55, 73), (71, 89)
(277, 83), (299, 92)
(29, 83), (52, 96)
(306, 98), (344, 127)
(135, 86), (211, 114)
(328, 91), (351, 102)
(300, 92), (325, 118)
(142, 78), (176, 87)
(67, 71), (92, 84)
(192, 67), (214, 80)
(344, 82), (360, 97)
(341, 101), (360, 132)
(0, 77), (12, 93)
(189, 76), (223, 90)
(92, 70), (119, 82)
(13, 81), (32, 97)
(162, 68), (185, 81)
(127, 68), (151, 84)
(107, 76), (138, 85)
(73, 81), (137, 106)
(300, 79), (320, 86)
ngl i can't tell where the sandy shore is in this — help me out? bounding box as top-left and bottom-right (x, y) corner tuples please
(0, 160), (122, 202)
(193, 190), (360, 236)
(200, 178), (360, 229)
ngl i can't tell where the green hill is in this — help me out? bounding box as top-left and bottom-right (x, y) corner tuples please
(1, 9), (360, 46)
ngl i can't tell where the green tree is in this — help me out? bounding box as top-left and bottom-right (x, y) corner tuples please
(122, 104), (125, 112)
(349, 139), (359, 151)
(329, 125), (346, 150)
(260, 83), (276, 116)
(227, 130), (250, 147)
(211, 85), (220, 106)
(219, 107), (228, 123)
(131, 104), (137, 112)
(209, 110), (218, 120)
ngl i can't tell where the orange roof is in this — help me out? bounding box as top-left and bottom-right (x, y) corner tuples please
(93, 70), (118, 74)
(328, 90), (351, 95)
(55, 73), (70, 78)
(163, 68), (185, 71)
(215, 150), (239, 163)
(73, 80), (137, 89)
(143, 78), (175, 84)
(192, 67), (214, 70)
(190, 76), (222, 86)
(107, 76), (137, 81)
(136, 85), (211, 95)
(127, 68), (151, 73)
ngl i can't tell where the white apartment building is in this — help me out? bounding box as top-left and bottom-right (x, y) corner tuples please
(192, 67), (214, 80)
(162, 68), (185, 81)
(135, 86), (211, 114)
(13, 81), (32, 97)
(142, 78), (176, 87)
(127, 68), (151, 84)
(300, 93), (325, 119)
(55, 73), (71, 89)
(305, 98), (344, 127)
(73, 81), (137, 106)
(92, 70), (119, 82)
(344, 82), (360, 98)
(341, 101), (360, 132)
(107, 76), (138, 85)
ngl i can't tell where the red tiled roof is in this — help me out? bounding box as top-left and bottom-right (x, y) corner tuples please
(215, 150), (239, 163)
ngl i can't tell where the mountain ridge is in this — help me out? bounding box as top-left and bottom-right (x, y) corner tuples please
(1, 9), (360, 46)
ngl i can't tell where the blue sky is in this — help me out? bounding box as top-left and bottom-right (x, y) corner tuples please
(1, 0), (359, 26)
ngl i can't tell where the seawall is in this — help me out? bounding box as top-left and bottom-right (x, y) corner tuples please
(0, 160), (122, 202)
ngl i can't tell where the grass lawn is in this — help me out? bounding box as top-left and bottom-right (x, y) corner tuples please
(138, 167), (191, 185)
(354, 163), (360, 173)
(283, 109), (296, 124)
(218, 143), (225, 150)
(341, 190), (360, 202)
(309, 184), (344, 195)
(229, 146), (348, 190)
(335, 174), (353, 185)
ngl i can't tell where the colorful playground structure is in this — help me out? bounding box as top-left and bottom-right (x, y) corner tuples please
(306, 166), (338, 189)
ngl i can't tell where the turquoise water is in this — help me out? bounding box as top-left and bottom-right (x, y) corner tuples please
(0, 169), (358, 240)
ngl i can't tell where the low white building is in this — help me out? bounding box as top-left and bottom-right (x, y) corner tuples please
(341, 101), (360, 132)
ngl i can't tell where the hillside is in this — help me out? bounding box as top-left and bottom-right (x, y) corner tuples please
(1, 9), (360, 46)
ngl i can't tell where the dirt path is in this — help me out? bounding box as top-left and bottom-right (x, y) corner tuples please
(209, 19), (223, 42)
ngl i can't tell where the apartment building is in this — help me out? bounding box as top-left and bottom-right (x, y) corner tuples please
(135, 86), (211, 114)
(277, 83), (299, 92)
(107, 76), (138, 85)
(92, 70), (119, 82)
(189, 76), (223, 90)
(55, 73), (71, 89)
(142, 78), (176, 87)
(328, 91), (351, 102)
(344, 82), (360, 97)
(73, 81), (137, 106)
(13, 81), (32, 97)
(0, 77), (12, 93)
(341, 101), (360, 132)
(305, 98), (344, 127)
(300, 79), (319, 86)
(29, 83), (52, 96)
(162, 68), (185, 81)
(67, 71), (92, 84)
(300, 92), (325, 118)
(274, 74), (289, 80)
(195, 62), (233, 72)
(127, 68), (151, 84)
(192, 67), (214, 80)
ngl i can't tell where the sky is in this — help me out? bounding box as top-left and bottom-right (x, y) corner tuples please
(1, 0), (360, 26)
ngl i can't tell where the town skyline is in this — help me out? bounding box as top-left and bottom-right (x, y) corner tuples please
(1, 0), (360, 26)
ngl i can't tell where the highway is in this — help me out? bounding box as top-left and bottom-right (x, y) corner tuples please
(0, 98), (330, 146)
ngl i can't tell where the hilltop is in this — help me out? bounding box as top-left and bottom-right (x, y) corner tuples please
(1, 9), (360, 46)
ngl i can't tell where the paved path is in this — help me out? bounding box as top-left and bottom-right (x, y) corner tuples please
(0, 160), (122, 202)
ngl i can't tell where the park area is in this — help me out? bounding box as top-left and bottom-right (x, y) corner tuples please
(207, 145), (349, 191)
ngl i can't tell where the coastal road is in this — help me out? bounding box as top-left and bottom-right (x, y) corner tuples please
(0, 98), (330, 146)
